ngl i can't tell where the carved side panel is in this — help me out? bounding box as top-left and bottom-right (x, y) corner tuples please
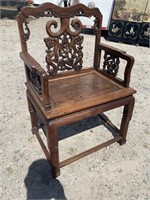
(103, 52), (120, 77)
(44, 18), (84, 75)
(30, 71), (42, 94)
(26, 66), (42, 94)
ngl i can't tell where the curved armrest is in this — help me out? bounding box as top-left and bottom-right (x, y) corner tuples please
(20, 52), (50, 109)
(20, 52), (46, 75)
(97, 43), (134, 87)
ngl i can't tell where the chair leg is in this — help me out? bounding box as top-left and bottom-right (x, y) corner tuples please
(46, 123), (60, 178)
(119, 97), (135, 145)
(26, 95), (39, 134)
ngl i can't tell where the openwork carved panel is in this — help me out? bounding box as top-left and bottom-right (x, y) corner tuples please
(44, 18), (84, 75)
(30, 71), (42, 94)
(103, 52), (120, 77)
(26, 66), (42, 94)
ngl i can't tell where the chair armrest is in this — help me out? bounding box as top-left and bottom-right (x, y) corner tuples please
(97, 43), (134, 87)
(20, 52), (50, 109)
(20, 51), (46, 76)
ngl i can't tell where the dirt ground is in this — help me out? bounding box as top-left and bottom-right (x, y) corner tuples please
(0, 18), (150, 200)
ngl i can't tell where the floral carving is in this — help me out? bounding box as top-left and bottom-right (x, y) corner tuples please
(103, 52), (120, 77)
(44, 18), (84, 75)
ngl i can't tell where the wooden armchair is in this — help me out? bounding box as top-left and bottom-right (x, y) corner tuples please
(17, 3), (136, 177)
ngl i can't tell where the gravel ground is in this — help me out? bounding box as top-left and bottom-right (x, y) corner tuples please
(0, 18), (150, 200)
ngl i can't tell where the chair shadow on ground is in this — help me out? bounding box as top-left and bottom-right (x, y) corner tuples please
(24, 159), (67, 200)
(58, 114), (119, 141)
(40, 115), (118, 142)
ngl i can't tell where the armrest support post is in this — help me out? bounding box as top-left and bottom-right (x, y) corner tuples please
(41, 74), (51, 110)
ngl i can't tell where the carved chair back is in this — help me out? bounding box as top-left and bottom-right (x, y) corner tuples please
(17, 3), (102, 75)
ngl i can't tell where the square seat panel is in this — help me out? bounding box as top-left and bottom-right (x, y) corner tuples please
(46, 69), (136, 119)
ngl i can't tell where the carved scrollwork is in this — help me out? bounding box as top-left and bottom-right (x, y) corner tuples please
(68, 19), (82, 36)
(103, 52), (120, 77)
(23, 21), (30, 41)
(46, 20), (64, 37)
(44, 18), (84, 75)
(44, 32), (83, 75)
(46, 18), (82, 37)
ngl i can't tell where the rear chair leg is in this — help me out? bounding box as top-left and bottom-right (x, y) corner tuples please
(27, 95), (39, 134)
(46, 123), (60, 178)
(119, 97), (135, 145)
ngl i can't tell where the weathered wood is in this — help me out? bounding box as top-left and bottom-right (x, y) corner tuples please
(17, 3), (136, 178)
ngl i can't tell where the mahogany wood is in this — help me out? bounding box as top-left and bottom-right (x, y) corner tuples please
(17, 3), (136, 177)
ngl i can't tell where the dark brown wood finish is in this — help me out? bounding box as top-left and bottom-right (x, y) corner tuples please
(17, 3), (136, 177)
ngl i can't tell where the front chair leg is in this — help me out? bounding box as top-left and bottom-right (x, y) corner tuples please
(26, 95), (39, 134)
(119, 97), (135, 145)
(46, 123), (60, 178)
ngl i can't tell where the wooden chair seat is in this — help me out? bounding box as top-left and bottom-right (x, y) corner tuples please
(30, 69), (135, 119)
(17, 3), (136, 178)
